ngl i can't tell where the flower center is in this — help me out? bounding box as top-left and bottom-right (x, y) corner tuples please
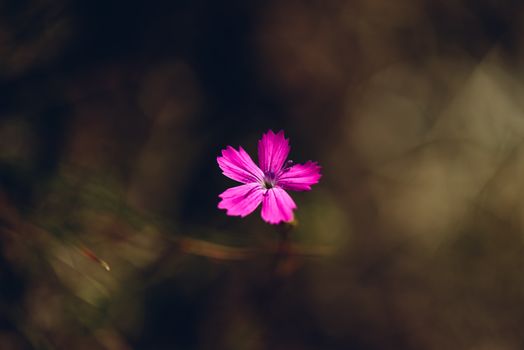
(262, 171), (277, 189)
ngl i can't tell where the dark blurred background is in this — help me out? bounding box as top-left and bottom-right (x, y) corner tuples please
(1, 0), (524, 349)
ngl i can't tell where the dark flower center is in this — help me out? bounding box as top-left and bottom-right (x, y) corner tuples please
(262, 171), (277, 189)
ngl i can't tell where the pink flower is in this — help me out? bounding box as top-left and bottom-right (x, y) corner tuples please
(217, 130), (321, 224)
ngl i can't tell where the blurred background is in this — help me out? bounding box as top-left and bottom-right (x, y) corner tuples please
(1, 0), (524, 349)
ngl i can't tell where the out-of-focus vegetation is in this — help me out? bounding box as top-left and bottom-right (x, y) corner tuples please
(1, 0), (524, 349)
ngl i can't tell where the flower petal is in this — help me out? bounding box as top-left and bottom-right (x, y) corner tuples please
(278, 161), (321, 191)
(261, 187), (296, 224)
(217, 146), (264, 184)
(258, 130), (290, 174)
(218, 183), (264, 217)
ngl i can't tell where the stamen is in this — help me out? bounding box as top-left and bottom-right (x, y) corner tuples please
(280, 160), (294, 174)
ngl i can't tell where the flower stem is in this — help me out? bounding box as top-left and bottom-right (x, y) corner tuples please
(272, 221), (296, 277)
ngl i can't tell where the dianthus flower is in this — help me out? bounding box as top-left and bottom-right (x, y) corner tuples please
(217, 130), (321, 224)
